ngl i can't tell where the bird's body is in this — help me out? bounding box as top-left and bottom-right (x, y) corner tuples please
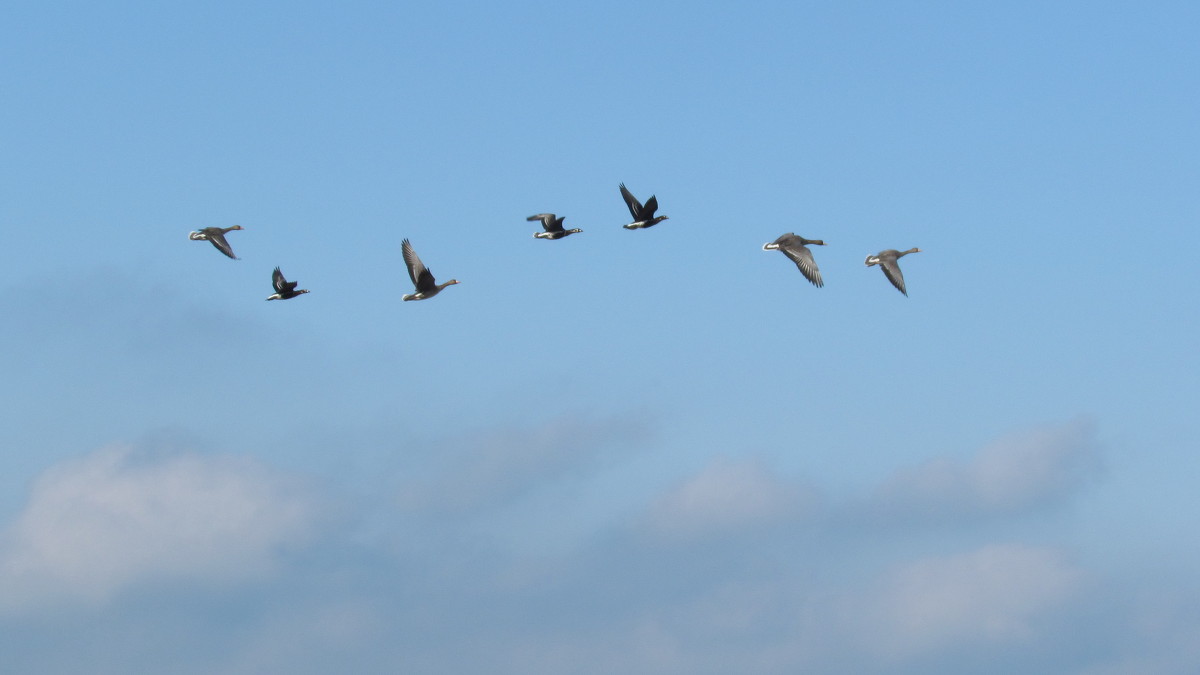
(865, 247), (921, 296)
(402, 239), (459, 301)
(619, 183), (669, 229)
(188, 225), (244, 259)
(528, 213), (582, 240)
(763, 233), (826, 287)
(266, 267), (309, 300)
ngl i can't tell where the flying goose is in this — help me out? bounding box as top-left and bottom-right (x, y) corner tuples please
(865, 248), (921, 296)
(266, 267), (309, 300)
(527, 213), (582, 240)
(188, 225), (243, 260)
(763, 233), (826, 288)
(619, 183), (669, 229)
(402, 239), (459, 301)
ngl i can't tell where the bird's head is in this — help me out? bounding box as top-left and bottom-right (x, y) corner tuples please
(229, 225), (244, 231)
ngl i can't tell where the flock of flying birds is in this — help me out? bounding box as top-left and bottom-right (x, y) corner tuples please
(188, 183), (923, 299)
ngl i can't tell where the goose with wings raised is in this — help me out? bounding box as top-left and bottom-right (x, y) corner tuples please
(619, 183), (669, 229)
(402, 239), (459, 301)
(527, 213), (582, 240)
(266, 267), (309, 300)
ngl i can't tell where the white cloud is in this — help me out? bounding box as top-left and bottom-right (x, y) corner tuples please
(480, 541), (1086, 674)
(643, 457), (817, 539)
(0, 445), (315, 612)
(870, 420), (1099, 522)
(847, 543), (1083, 660)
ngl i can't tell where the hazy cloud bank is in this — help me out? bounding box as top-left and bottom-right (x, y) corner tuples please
(395, 414), (651, 515)
(0, 419), (1154, 674)
(0, 445), (315, 613)
(642, 456), (819, 540)
(866, 420), (1100, 524)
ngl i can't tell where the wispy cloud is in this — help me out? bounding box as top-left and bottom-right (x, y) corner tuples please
(0, 445), (316, 613)
(485, 541), (1086, 674)
(395, 414), (651, 515)
(642, 456), (819, 540)
(865, 420), (1100, 524)
(0, 421), (1167, 675)
(841, 543), (1084, 661)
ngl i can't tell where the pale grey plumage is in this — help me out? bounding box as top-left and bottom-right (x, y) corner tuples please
(763, 233), (825, 288)
(188, 225), (243, 259)
(865, 247), (921, 296)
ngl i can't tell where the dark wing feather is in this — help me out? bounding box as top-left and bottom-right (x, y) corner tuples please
(642, 195), (659, 218)
(880, 259), (907, 295)
(207, 230), (238, 259)
(402, 239), (436, 291)
(271, 267), (286, 293)
(528, 213), (564, 232)
(619, 183), (644, 220)
(780, 241), (824, 288)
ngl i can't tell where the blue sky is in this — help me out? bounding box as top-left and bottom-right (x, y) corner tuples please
(1, 1), (1198, 672)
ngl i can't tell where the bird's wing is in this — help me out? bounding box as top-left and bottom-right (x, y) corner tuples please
(527, 213), (563, 232)
(781, 243), (824, 288)
(272, 267), (287, 293)
(208, 231), (238, 259)
(402, 239), (435, 291)
(642, 195), (659, 217)
(880, 259), (907, 295)
(619, 183), (643, 219)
